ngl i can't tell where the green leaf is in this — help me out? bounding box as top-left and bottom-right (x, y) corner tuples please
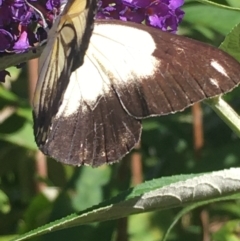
(213, 219), (240, 241)
(196, 0), (240, 11)
(0, 86), (36, 149)
(204, 22), (240, 140)
(11, 168), (240, 241)
(0, 190), (10, 214)
(0, 235), (18, 241)
(219, 22), (240, 61)
(19, 192), (56, 234)
(71, 165), (112, 211)
(0, 117), (37, 150)
(162, 196), (240, 241)
(183, 4), (240, 36)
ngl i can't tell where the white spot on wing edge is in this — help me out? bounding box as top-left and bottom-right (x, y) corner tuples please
(209, 78), (219, 88)
(210, 60), (229, 78)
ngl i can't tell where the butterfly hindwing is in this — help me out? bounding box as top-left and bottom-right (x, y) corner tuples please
(40, 65), (142, 166)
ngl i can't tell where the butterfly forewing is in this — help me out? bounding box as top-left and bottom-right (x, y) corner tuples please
(92, 20), (240, 119)
(33, 5), (240, 166)
(33, 0), (97, 147)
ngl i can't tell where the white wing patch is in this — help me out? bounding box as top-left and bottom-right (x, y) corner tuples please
(55, 71), (82, 118)
(74, 55), (111, 107)
(211, 60), (229, 78)
(55, 58), (111, 118)
(56, 23), (161, 118)
(91, 23), (161, 82)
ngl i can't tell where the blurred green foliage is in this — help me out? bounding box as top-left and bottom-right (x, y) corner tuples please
(1, 0), (240, 241)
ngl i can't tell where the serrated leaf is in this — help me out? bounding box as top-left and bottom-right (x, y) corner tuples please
(11, 168), (240, 241)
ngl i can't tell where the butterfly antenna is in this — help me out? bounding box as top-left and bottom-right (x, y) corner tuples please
(25, 0), (49, 30)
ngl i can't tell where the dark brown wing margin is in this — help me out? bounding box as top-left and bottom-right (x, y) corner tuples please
(42, 91), (142, 166)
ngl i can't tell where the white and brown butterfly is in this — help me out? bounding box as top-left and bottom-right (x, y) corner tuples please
(33, 0), (240, 166)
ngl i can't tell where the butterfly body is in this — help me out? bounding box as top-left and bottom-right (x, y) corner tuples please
(33, 0), (240, 166)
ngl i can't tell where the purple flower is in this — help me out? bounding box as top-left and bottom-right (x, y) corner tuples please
(13, 29), (31, 53)
(0, 0), (184, 82)
(97, 0), (184, 32)
(0, 0), (57, 54)
(46, 0), (60, 11)
(0, 0), (60, 81)
(0, 4), (12, 27)
(0, 29), (14, 52)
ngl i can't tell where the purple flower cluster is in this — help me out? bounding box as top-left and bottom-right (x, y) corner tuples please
(97, 0), (184, 32)
(0, 0), (59, 53)
(0, 0), (184, 81)
(0, 0), (61, 80)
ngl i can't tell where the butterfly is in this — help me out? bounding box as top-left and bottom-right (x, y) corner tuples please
(33, 0), (240, 166)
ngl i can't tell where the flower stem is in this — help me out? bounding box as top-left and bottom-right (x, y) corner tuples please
(196, 0), (240, 11)
(204, 96), (240, 138)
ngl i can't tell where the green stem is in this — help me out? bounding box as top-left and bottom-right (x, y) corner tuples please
(196, 0), (240, 11)
(204, 96), (240, 138)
